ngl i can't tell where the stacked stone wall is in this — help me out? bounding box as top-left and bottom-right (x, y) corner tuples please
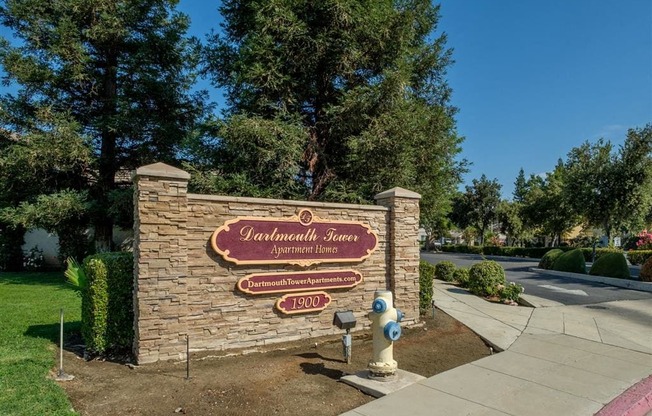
(133, 163), (420, 363)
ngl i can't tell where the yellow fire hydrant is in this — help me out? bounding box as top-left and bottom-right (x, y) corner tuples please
(368, 290), (403, 379)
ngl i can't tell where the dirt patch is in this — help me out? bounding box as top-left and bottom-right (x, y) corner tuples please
(59, 310), (490, 416)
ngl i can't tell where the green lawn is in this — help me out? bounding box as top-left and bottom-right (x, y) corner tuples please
(0, 271), (80, 415)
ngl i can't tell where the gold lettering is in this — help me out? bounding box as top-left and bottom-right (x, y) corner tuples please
(240, 226), (319, 243)
(315, 244), (338, 254)
(240, 225), (254, 241)
(323, 228), (359, 242)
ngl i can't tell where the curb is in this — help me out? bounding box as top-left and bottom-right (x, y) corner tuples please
(517, 294), (565, 309)
(594, 375), (652, 416)
(528, 268), (652, 293)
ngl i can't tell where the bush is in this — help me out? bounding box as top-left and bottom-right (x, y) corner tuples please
(498, 282), (524, 303)
(82, 252), (134, 355)
(640, 257), (652, 282)
(419, 261), (435, 314)
(453, 267), (470, 287)
(589, 252), (630, 279)
(22, 245), (45, 271)
(627, 250), (652, 266)
(468, 261), (506, 297)
(553, 249), (586, 274)
(435, 261), (456, 282)
(539, 249), (563, 270)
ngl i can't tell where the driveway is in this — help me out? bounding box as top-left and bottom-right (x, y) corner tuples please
(421, 251), (652, 306)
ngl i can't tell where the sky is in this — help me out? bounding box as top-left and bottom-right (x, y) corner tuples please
(2, 1), (651, 199)
(436, 0), (652, 198)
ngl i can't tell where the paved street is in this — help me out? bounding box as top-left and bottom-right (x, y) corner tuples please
(421, 251), (652, 306)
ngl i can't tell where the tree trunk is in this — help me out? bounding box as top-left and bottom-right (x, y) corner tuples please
(94, 49), (118, 253)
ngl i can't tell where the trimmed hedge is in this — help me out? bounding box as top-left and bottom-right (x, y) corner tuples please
(440, 244), (624, 262)
(441, 244), (483, 255)
(468, 261), (506, 297)
(82, 252), (134, 355)
(435, 260), (456, 282)
(582, 248), (624, 263)
(640, 257), (652, 282)
(553, 249), (586, 274)
(82, 257), (108, 353)
(627, 250), (652, 266)
(419, 261), (435, 314)
(589, 252), (630, 279)
(539, 249), (563, 270)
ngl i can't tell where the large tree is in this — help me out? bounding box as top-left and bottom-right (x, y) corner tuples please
(520, 161), (579, 246)
(449, 175), (501, 245)
(564, 125), (652, 242)
(497, 200), (527, 247)
(203, 0), (465, 223)
(0, 0), (205, 251)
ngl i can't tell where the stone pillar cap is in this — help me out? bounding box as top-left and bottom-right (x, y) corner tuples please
(133, 162), (190, 181)
(374, 187), (421, 200)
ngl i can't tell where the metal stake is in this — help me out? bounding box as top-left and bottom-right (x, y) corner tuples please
(55, 308), (74, 381)
(185, 335), (190, 380)
(343, 329), (352, 364)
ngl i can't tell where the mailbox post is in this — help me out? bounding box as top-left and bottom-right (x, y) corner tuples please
(333, 311), (357, 364)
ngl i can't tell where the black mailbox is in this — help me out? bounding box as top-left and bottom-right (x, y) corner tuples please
(333, 310), (357, 330)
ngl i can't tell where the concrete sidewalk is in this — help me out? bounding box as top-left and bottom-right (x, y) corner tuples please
(342, 281), (652, 416)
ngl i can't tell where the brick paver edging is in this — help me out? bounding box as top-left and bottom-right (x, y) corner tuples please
(594, 375), (652, 416)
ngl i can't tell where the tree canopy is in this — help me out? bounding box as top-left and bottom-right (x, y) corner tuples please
(201, 0), (466, 221)
(564, 125), (652, 242)
(449, 174), (501, 245)
(0, 0), (206, 251)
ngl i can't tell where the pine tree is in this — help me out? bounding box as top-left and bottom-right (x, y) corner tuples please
(203, 0), (466, 224)
(0, 0), (205, 251)
(513, 168), (527, 203)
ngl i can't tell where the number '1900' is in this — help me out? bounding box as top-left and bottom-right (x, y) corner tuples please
(276, 291), (332, 315)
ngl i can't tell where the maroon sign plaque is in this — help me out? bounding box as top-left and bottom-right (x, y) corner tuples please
(276, 291), (332, 315)
(237, 270), (363, 295)
(211, 209), (378, 266)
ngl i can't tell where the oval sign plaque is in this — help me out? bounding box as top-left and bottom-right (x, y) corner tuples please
(276, 291), (332, 315)
(211, 209), (378, 266)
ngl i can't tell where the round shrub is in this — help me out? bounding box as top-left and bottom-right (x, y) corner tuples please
(453, 267), (470, 287)
(435, 260), (456, 282)
(468, 261), (506, 297)
(539, 249), (563, 270)
(553, 249), (586, 274)
(589, 252), (630, 279)
(640, 256), (652, 282)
